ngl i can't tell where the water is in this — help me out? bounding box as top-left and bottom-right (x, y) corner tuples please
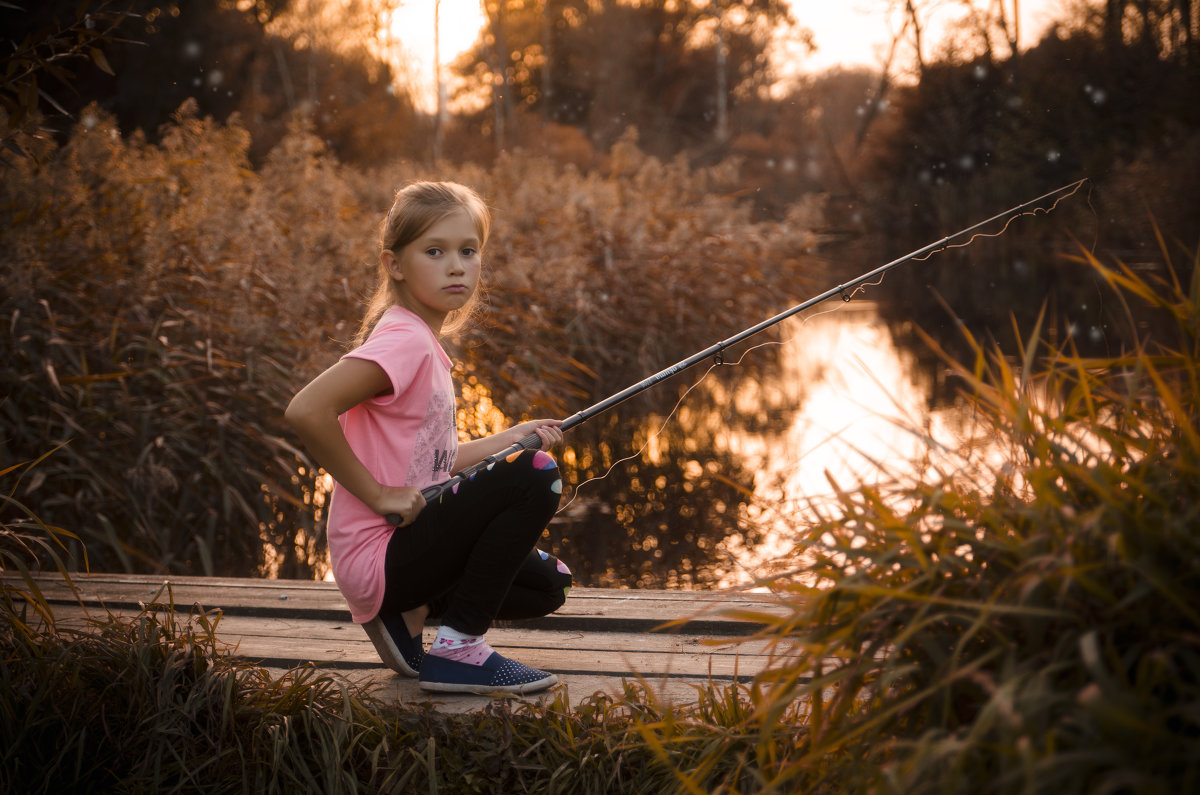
(546, 299), (983, 590)
(289, 299), (985, 589)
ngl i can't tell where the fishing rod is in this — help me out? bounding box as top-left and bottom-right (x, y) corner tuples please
(388, 178), (1085, 524)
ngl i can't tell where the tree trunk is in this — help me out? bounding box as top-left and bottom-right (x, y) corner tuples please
(434, 0), (444, 162)
(541, 0), (554, 119)
(485, 0), (511, 151)
(1105, 0), (1128, 53)
(715, 14), (729, 142)
(905, 0), (927, 77)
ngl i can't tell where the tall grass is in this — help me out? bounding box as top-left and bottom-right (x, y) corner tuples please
(0, 549), (752, 792)
(2, 244), (1196, 791)
(1, 106), (820, 583)
(672, 241), (1198, 793)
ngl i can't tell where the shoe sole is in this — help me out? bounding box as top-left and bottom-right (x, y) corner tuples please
(362, 617), (419, 677)
(418, 672), (558, 695)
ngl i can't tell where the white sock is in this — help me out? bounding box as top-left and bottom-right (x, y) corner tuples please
(430, 625), (493, 665)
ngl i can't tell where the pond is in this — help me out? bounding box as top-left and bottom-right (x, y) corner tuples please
(543, 298), (988, 591)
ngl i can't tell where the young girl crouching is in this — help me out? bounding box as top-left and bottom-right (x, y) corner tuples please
(286, 181), (571, 694)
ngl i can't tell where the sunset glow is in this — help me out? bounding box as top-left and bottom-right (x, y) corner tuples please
(389, 0), (1064, 109)
(388, 0), (486, 111)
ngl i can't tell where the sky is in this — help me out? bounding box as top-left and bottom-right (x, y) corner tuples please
(782, 0), (1062, 73)
(389, 0), (1064, 110)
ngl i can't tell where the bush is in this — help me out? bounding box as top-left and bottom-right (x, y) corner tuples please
(1, 108), (823, 583)
(699, 242), (1200, 793)
(2, 242), (1196, 793)
(0, 104), (367, 578)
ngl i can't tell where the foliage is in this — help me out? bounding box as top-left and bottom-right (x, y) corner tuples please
(0, 0), (424, 166)
(691, 241), (1198, 793)
(0, 572), (769, 792)
(2, 242), (1197, 792)
(1, 106), (822, 583)
(0, 0), (133, 162)
(0, 105), (369, 578)
(457, 0), (799, 158)
(1, 451), (87, 638)
(863, 15), (1200, 368)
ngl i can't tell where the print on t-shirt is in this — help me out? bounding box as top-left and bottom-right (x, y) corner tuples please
(406, 384), (457, 483)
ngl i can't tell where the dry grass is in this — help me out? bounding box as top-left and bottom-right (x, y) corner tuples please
(3, 99), (1198, 794)
(0, 106), (819, 582)
(3, 242), (1197, 792)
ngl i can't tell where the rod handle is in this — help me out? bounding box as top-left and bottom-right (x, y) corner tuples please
(383, 432), (544, 526)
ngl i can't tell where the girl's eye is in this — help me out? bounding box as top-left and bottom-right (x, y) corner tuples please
(460, 248), (477, 257)
(425, 247), (443, 257)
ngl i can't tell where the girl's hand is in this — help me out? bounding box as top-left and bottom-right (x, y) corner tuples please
(512, 419), (564, 450)
(376, 485), (426, 527)
(452, 420), (564, 474)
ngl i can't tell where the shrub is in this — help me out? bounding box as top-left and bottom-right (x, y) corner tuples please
(2, 241), (1195, 793)
(1, 107), (824, 583)
(0, 105), (366, 577)
(691, 242), (1200, 793)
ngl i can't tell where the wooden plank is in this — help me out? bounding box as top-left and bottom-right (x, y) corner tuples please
(222, 627), (771, 681)
(15, 572), (790, 634)
(10, 572), (804, 712)
(342, 671), (752, 713)
(47, 606), (780, 712)
(47, 607), (778, 681)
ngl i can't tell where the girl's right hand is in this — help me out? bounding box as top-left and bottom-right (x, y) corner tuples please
(377, 485), (426, 527)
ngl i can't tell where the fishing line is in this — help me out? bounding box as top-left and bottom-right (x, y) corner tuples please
(558, 181), (1090, 508)
(555, 180), (1089, 514)
(387, 179), (1088, 526)
(556, 300), (850, 516)
(707, 183), (1095, 587)
(908, 179), (1088, 262)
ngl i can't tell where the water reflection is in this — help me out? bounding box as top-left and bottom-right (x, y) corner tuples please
(549, 301), (980, 590)
(714, 302), (972, 587)
(289, 302), (979, 592)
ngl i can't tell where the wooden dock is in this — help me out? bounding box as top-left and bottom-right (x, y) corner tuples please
(19, 572), (792, 714)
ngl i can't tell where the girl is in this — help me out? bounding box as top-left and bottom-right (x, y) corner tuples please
(285, 181), (571, 695)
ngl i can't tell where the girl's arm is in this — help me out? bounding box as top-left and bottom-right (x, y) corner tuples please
(454, 419), (564, 473)
(284, 358), (426, 525)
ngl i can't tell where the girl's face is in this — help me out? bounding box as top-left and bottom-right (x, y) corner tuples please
(383, 208), (482, 332)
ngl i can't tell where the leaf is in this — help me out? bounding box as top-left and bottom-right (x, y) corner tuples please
(36, 86), (71, 118)
(89, 47), (114, 76)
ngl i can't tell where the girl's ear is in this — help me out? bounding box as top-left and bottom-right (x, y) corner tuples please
(381, 250), (403, 281)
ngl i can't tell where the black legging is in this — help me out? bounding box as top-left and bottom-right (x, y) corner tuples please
(378, 448), (570, 636)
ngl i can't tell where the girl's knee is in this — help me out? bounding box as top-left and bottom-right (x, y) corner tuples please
(529, 450), (563, 493)
(510, 449), (561, 505)
(517, 548), (572, 588)
(543, 549), (572, 588)
(535, 552), (572, 612)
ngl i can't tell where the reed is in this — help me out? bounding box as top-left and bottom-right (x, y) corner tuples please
(4, 102), (1197, 790)
(4, 242), (1197, 792)
(665, 239), (1198, 793)
(0, 107), (818, 584)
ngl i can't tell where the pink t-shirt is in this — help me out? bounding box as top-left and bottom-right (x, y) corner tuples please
(326, 306), (458, 623)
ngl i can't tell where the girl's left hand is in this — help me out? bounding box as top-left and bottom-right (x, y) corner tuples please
(512, 419), (563, 450)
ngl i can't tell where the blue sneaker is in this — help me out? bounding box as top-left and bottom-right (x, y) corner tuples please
(418, 651), (557, 694)
(363, 614), (424, 677)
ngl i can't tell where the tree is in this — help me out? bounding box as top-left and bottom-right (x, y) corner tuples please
(454, 0), (797, 158)
(0, 0), (135, 161)
(1, 0), (427, 166)
(862, 0), (1199, 375)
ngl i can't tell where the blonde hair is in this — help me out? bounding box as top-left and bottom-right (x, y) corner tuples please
(354, 181), (492, 346)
